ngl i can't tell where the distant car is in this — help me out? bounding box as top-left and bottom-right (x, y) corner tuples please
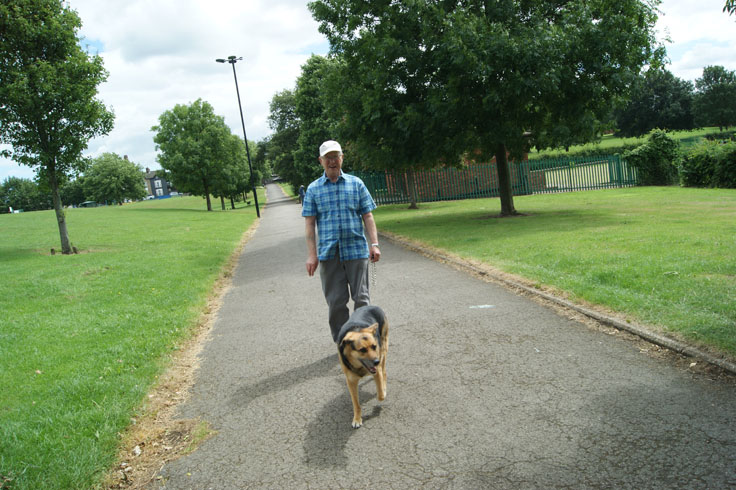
(145, 195), (155, 200)
(169, 191), (180, 197)
(78, 201), (97, 208)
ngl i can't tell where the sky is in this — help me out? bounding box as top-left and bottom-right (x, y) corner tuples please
(1, 0), (735, 182)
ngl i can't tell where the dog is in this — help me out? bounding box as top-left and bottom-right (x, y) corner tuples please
(336, 305), (389, 429)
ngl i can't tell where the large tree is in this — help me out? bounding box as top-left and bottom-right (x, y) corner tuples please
(615, 68), (694, 136)
(83, 153), (147, 204)
(152, 99), (232, 211)
(310, 0), (662, 215)
(693, 65), (736, 131)
(0, 0), (114, 253)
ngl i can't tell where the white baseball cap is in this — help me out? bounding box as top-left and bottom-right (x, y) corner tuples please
(319, 140), (342, 157)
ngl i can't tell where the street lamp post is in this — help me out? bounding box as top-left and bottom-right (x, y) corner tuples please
(216, 55), (260, 218)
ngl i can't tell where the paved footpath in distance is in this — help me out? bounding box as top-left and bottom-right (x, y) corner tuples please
(154, 183), (736, 489)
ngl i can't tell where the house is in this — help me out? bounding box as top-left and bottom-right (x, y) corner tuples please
(144, 168), (175, 198)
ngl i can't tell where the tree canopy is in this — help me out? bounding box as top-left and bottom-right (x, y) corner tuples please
(726, 0), (736, 15)
(693, 65), (736, 131)
(267, 90), (301, 187)
(292, 55), (342, 185)
(1, 176), (52, 213)
(615, 68), (694, 136)
(309, 0), (662, 215)
(152, 99), (233, 211)
(83, 153), (146, 204)
(0, 0), (114, 252)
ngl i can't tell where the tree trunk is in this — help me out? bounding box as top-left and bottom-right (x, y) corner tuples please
(203, 180), (212, 211)
(495, 143), (517, 216)
(48, 162), (72, 254)
(220, 196), (226, 210)
(406, 169), (418, 209)
(230, 196), (235, 210)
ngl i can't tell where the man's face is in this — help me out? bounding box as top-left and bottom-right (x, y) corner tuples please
(319, 151), (343, 181)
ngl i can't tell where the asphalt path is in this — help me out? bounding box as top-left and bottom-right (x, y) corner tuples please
(154, 183), (736, 489)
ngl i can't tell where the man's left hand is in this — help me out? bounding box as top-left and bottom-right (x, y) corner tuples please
(370, 245), (381, 263)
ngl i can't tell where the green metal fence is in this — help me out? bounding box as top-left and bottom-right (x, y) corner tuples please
(354, 154), (638, 205)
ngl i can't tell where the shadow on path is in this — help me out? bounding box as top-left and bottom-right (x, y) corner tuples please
(302, 386), (381, 469)
(230, 354), (339, 408)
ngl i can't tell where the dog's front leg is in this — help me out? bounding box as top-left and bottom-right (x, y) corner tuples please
(345, 374), (362, 428)
(374, 371), (386, 402)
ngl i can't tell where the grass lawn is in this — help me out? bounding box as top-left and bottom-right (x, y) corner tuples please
(530, 127), (733, 158)
(374, 187), (736, 357)
(0, 191), (263, 489)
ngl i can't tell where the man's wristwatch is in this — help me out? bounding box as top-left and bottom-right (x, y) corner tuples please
(370, 243), (380, 248)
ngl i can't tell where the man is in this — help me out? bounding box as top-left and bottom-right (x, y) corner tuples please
(302, 140), (381, 342)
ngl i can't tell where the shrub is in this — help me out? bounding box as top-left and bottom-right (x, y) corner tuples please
(680, 140), (736, 188)
(624, 130), (680, 185)
(531, 142), (642, 161)
(680, 141), (717, 187)
(713, 142), (736, 187)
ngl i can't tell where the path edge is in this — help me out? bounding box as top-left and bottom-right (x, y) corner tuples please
(380, 230), (736, 375)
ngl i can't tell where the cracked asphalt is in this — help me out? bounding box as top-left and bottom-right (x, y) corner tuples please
(154, 183), (736, 489)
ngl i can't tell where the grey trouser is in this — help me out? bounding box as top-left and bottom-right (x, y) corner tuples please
(320, 255), (370, 342)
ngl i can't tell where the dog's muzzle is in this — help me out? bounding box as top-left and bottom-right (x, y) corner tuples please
(362, 358), (379, 374)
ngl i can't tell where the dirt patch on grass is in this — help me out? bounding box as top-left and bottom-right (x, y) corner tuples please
(103, 220), (260, 489)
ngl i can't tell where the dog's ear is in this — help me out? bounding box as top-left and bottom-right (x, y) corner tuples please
(367, 323), (381, 346)
(339, 337), (354, 354)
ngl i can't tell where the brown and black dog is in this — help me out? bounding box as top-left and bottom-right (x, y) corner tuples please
(336, 305), (389, 429)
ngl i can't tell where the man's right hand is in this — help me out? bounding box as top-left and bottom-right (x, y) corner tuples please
(306, 256), (319, 277)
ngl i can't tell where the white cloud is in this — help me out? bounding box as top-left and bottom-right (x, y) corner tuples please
(669, 42), (736, 82)
(655, 0), (736, 80)
(656, 0), (735, 45)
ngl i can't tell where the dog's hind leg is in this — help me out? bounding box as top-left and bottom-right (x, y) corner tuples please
(377, 321), (389, 401)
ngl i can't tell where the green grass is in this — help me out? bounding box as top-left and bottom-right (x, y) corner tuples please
(0, 192), (263, 489)
(374, 187), (736, 356)
(278, 182), (297, 198)
(531, 127), (733, 159)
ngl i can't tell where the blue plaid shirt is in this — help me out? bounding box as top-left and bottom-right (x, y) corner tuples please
(302, 171), (377, 261)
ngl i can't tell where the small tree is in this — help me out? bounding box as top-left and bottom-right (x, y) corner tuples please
(0, 0), (114, 253)
(83, 153), (147, 204)
(152, 99), (231, 211)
